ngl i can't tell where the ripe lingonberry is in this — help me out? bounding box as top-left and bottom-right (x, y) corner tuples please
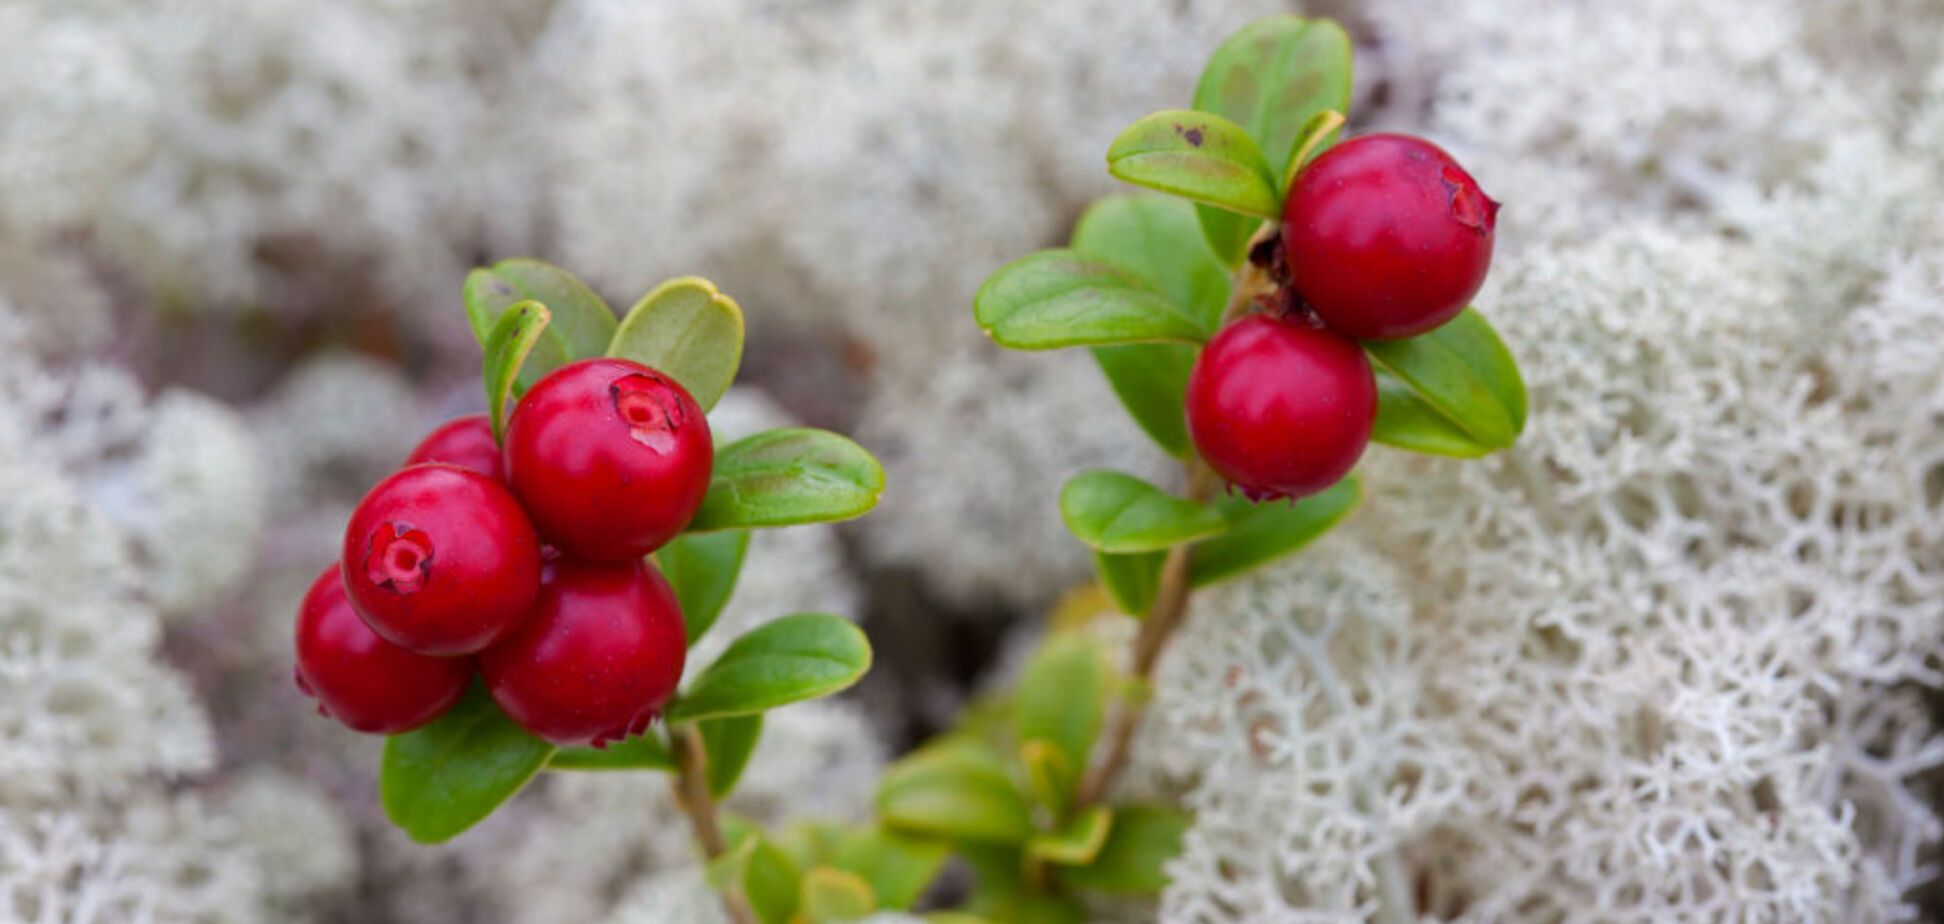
(1186, 312), (1376, 501)
(1282, 133), (1498, 341)
(294, 566), (473, 734)
(503, 358), (713, 561)
(480, 557), (687, 747)
(406, 414), (503, 481)
(341, 463), (542, 657)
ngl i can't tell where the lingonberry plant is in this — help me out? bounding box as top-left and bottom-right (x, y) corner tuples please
(292, 260), (888, 924)
(811, 16), (1517, 923)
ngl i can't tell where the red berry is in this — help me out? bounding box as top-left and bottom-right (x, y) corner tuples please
(1282, 133), (1498, 340)
(480, 557), (687, 747)
(341, 463), (542, 657)
(1186, 313), (1376, 500)
(503, 358), (713, 561)
(406, 414), (503, 481)
(294, 566), (472, 734)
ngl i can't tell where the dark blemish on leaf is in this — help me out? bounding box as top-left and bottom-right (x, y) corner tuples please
(1183, 126), (1205, 147)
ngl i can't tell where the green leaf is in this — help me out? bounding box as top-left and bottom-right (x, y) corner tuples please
(656, 530), (750, 646)
(547, 732), (674, 772)
(1015, 634), (1109, 778)
(1060, 470), (1228, 554)
(688, 429), (886, 533)
(1364, 308), (1527, 456)
(1020, 740), (1076, 819)
(1068, 195), (1230, 456)
(666, 614), (871, 723)
(703, 713), (765, 798)
(1027, 805), (1114, 867)
(722, 817), (804, 924)
(1106, 110), (1281, 219)
(465, 259), (618, 388)
(974, 250), (1207, 351)
(482, 300), (551, 442)
(1094, 550), (1165, 616)
(1055, 804), (1189, 895)
(1191, 16), (1354, 264)
(607, 276), (745, 411)
(1280, 108), (1347, 192)
(800, 867), (877, 923)
(832, 829), (950, 910)
(1190, 475), (1361, 588)
(380, 685), (556, 843)
(877, 741), (1034, 844)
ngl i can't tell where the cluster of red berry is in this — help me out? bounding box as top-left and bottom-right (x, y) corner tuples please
(1186, 133), (1498, 500)
(293, 357), (714, 746)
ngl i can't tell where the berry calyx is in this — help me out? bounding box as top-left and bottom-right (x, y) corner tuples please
(1186, 313), (1376, 500)
(294, 566), (473, 734)
(406, 414), (504, 481)
(480, 557), (687, 747)
(341, 463), (542, 656)
(503, 358), (713, 561)
(1282, 133), (1498, 340)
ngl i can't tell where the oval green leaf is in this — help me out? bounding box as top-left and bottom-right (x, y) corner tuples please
(482, 300), (551, 441)
(800, 867), (877, 924)
(1107, 110), (1281, 219)
(1363, 308), (1527, 455)
(381, 684), (557, 843)
(465, 259), (618, 388)
(666, 614), (871, 723)
(703, 712), (765, 798)
(1054, 804), (1189, 895)
(1070, 195), (1231, 457)
(1191, 16), (1354, 264)
(607, 276), (745, 411)
(1094, 550), (1165, 616)
(877, 741), (1034, 844)
(974, 249), (1207, 350)
(721, 817), (804, 924)
(1027, 805), (1115, 867)
(832, 829), (950, 911)
(548, 731), (674, 771)
(1190, 475), (1361, 588)
(687, 428), (886, 533)
(1016, 634), (1110, 792)
(1060, 470), (1228, 554)
(656, 530), (750, 646)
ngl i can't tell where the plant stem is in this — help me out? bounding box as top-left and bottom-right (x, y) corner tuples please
(1074, 236), (1274, 811)
(669, 723), (759, 924)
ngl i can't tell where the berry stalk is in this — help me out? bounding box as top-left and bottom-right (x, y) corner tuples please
(669, 723), (760, 924)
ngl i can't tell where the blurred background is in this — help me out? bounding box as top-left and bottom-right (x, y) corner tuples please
(3, 1), (1942, 921)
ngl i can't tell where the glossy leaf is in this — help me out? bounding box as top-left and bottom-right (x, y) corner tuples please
(800, 867), (876, 923)
(381, 685), (556, 843)
(1055, 804), (1189, 895)
(687, 429), (886, 533)
(1069, 195), (1230, 456)
(666, 614), (871, 723)
(1060, 470), (1227, 554)
(465, 259), (617, 388)
(547, 731), (674, 771)
(974, 250), (1207, 350)
(1015, 634), (1109, 778)
(1106, 110), (1281, 219)
(832, 829), (950, 911)
(877, 741), (1034, 844)
(1364, 308), (1527, 456)
(703, 712), (765, 798)
(607, 276), (745, 411)
(1190, 475), (1361, 587)
(1027, 805), (1114, 867)
(1191, 16), (1354, 264)
(482, 300), (551, 442)
(1094, 550), (1165, 616)
(656, 530), (750, 646)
